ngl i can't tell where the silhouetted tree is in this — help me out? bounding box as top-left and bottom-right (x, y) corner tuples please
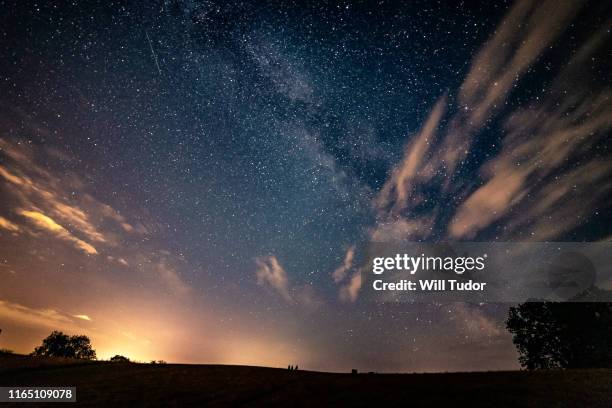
(69, 335), (97, 360)
(110, 355), (130, 362)
(507, 301), (612, 369)
(32, 331), (97, 360)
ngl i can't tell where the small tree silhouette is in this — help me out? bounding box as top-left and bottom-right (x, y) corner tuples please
(32, 331), (97, 360)
(110, 355), (130, 362)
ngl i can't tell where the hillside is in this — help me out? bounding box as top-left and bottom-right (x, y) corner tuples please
(1, 354), (611, 407)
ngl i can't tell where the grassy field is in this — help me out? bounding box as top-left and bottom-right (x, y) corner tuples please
(1, 354), (611, 407)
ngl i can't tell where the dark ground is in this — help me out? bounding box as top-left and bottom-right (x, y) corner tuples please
(1, 354), (611, 407)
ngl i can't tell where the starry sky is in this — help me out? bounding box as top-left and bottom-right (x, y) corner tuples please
(0, 0), (611, 372)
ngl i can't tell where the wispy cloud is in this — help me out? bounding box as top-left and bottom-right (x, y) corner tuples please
(255, 256), (292, 303)
(332, 246), (364, 303)
(73, 314), (92, 321)
(0, 138), (143, 247)
(0, 138), (193, 295)
(0, 299), (82, 331)
(18, 209), (98, 255)
(375, 97), (447, 216)
(449, 19), (612, 239)
(154, 260), (192, 295)
(339, 270), (362, 303)
(255, 255), (323, 309)
(52, 202), (107, 243)
(374, 0), (609, 242)
(458, 0), (582, 128)
(0, 216), (19, 232)
(342, 0), (611, 301)
(332, 246), (355, 283)
(370, 216), (436, 243)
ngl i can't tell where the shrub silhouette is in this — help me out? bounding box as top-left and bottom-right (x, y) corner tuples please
(110, 355), (130, 362)
(507, 301), (612, 369)
(32, 331), (97, 360)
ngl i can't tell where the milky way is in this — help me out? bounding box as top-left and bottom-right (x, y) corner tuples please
(0, 0), (611, 372)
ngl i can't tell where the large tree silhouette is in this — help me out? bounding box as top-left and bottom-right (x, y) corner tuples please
(507, 301), (612, 369)
(32, 331), (97, 360)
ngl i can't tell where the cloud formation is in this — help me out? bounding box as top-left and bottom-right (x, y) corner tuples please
(0, 137), (192, 295)
(154, 259), (192, 296)
(332, 246), (355, 283)
(342, 0), (611, 301)
(0, 300), (83, 331)
(375, 0), (610, 242)
(255, 256), (292, 302)
(450, 19), (612, 239)
(19, 209), (98, 255)
(0, 141), (115, 253)
(458, 0), (582, 127)
(375, 97), (447, 215)
(255, 255), (323, 309)
(0, 216), (19, 232)
(332, 246), (364, 303)
(339, 271), (362, 303)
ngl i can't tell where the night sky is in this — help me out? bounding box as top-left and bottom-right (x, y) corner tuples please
(1, 0), (611, 372)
